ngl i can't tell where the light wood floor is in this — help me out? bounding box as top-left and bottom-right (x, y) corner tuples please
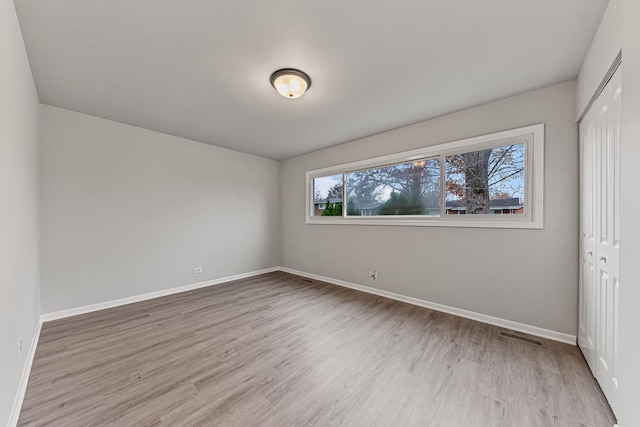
(19, 271), (615, 426)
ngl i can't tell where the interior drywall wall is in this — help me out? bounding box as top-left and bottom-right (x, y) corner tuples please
(577, 0), (640, 425)
(0, 0), (41, 423)
(281, 81), (578, 336)
(39, 105), (280, 313)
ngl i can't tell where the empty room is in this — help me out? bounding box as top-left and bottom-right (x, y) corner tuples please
(3, 0), (640, 426)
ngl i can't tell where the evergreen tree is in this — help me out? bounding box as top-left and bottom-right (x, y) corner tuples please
(377, 191), (424, 215)
(347, 199), (361, 216)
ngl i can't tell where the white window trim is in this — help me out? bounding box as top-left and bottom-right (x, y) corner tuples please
(306, 124), (544, 229)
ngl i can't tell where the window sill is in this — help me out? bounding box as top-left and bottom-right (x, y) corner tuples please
(306, 216), (543, 229)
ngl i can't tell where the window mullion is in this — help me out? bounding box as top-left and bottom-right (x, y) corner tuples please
(440, 154), (446, 218)
(342, 172), (347, 218)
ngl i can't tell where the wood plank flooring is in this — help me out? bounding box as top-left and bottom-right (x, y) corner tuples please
(19, 271), (615, 426)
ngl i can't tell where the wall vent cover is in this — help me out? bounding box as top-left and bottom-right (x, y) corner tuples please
(499, 331), (543, 347)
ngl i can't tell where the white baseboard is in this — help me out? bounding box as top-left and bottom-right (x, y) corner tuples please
(278, 267), (577, 345)
(8, 319), (42, 427)
(40, 267), (279, 322)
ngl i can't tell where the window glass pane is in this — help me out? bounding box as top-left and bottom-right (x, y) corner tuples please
(346, 158), (440, 216)
(445, 143), (525, 215)
(312, 174), (343, 216)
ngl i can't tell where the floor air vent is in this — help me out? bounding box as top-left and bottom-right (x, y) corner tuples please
(499, 331), (543, 347)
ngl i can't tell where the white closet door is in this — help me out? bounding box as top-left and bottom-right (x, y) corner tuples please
(578, 104), (597, 376)
(595, 66), (621, 413)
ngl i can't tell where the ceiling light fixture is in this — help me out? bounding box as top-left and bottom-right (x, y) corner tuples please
(270, 68), (311, 99)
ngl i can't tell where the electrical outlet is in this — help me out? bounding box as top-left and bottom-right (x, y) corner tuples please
(18, 338), (23, 356)
(193, 267), (202, 274)
(369, 270), (378, 280)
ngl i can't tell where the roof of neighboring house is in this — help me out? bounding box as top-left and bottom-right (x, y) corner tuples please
(446, 197), (522, 209)
(314, 198), (343, 204)
(315, 197), (523, 209)
(355, 202), (382, 210)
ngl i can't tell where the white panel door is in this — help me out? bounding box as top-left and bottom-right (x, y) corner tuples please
(594, 66), (621, 414)
(578, 105), (597, 376)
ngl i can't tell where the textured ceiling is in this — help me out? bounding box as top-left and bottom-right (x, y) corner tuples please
(15, 0), (609, 159)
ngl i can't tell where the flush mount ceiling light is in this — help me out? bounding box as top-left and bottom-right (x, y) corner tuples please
(270, 68), (311, 99)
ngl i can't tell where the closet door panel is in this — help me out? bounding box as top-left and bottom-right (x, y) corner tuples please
(578, 105), (597, 375)
(594, 66), (621, 413)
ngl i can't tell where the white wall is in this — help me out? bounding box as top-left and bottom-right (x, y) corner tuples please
(39, 105), (280, 313)
(577, 1), (640, 425)
(0, 0), (41, 423)
(281, 81), (578, 336)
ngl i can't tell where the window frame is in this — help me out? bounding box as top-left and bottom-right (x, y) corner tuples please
(305, 124), (544, 229)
